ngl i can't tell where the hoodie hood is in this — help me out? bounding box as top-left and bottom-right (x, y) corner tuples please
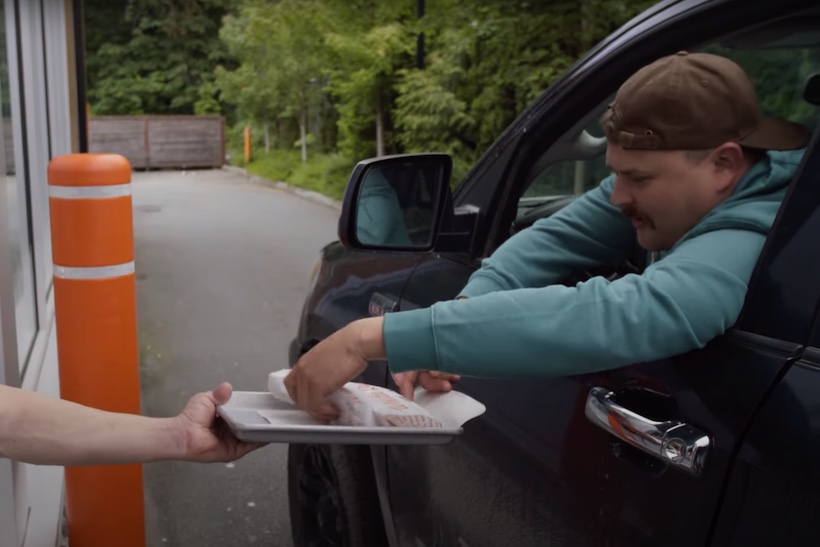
(677, 149), (806, 247)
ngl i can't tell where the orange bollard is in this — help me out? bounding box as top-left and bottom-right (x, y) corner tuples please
(244, 126), (251, 164)
(47, 153), (145, 547)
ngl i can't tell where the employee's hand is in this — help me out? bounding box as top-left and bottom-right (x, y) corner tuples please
(392, 371), (461, 400)
(285, 317), (386, 422)
(176, 383), (266, 462)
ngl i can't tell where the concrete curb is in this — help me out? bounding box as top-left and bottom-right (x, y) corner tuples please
(222, 164), (342, 211)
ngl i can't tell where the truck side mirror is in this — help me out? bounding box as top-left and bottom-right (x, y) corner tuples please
(338, 154), (452, 252)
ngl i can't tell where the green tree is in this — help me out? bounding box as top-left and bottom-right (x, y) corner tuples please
(86, 0), (665, 196)
(321, 1), (415, 160)
(87, 0), (236, 115)
(216, 0), (330, 162)
(393, 0), (655, 183)
(215, 11), (279, 147)
(83, 0), (130, 95)
(705, 45), (820, 126)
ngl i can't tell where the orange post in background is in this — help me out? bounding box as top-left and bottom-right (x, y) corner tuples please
(244, 125), (251, 164)
(47, 154), (145, 547)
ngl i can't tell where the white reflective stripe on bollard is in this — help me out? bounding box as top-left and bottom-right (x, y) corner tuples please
(53, 262), (136, 280)
(48, 184), (132, 199)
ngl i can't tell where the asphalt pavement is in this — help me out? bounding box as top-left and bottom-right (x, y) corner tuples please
(131, 168), (339, 547)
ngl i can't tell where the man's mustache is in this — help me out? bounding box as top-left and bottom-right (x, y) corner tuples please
(621, 206), (654, 228)
(621, 205), (639, 218)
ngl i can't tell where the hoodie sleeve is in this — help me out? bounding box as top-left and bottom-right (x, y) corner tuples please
(384, 228), (765, 377)
(459, 175), (636, 297)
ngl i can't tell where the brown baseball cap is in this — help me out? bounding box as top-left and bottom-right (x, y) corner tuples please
(601, 51), (808, 151)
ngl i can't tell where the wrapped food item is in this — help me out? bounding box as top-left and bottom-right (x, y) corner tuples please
(267, 369), (443, 428)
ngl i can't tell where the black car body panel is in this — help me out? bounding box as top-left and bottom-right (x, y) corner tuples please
(711, 354), (820, 546)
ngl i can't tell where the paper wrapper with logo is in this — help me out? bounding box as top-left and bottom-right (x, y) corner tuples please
(268, 369), (444, 428)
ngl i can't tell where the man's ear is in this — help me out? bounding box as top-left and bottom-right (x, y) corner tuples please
(713, 142), (745, 191)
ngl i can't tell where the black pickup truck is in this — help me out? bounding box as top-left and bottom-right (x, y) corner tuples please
(287, 0), (820, 545)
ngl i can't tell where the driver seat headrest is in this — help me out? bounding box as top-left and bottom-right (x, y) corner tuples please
(804, 73), (820, 106)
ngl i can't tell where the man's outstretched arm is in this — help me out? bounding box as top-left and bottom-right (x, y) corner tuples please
(285, 227), (764, 420)
(460, 176), (635, 297)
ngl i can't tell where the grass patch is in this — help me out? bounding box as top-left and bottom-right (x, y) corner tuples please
(244, 149), (356, 201)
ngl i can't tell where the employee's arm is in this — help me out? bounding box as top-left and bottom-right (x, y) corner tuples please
(0, 383), (262, 466)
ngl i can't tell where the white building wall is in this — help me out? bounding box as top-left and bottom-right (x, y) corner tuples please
(0, 0), (80, 545)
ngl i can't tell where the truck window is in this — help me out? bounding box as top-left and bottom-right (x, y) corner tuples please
(518, 17), (820, 213)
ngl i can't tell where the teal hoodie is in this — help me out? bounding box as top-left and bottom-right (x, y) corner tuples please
(383, 149), (805, 377)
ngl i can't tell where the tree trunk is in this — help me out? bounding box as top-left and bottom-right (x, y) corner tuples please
(264, 123), (270, 153)
(580, 0), (591, 54)
(376, 91), (385, 157)
(299, 108), (308, 163)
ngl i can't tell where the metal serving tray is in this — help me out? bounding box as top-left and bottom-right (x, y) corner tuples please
(218, 388), (486, 445)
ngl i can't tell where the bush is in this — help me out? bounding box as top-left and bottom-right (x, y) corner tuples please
(288, 154), (355, 200)
(246, 149), (355, 201)
(245, 149), (299, 182)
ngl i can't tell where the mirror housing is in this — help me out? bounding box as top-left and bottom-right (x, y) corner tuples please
(338, 154), (456, 252)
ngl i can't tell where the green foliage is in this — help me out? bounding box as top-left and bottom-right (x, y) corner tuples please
(247, 149), (301, 178)
(703, 45), (820, 127)
(87, 0), (236, 115)
(392, 0), (656, 185)
(294, 133), (317, 150)
(246, 149), (355, 200)
(322, 2), (415, 159)
(393, 61), (475, 183)
(86, 0), (659, 195)
(215, 0), (333, 162)
(288, 154), (356, 200)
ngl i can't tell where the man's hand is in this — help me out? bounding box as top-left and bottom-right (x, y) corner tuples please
(393, 371), (461, 400)
(390, 295), (466, 399)
(175, 383), (266, 463)
(285, 317), (386, 421)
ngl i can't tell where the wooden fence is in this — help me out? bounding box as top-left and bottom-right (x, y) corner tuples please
(88, 115), (225, 169)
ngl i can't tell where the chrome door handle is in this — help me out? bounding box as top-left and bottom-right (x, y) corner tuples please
(585, 387), (710, 477)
